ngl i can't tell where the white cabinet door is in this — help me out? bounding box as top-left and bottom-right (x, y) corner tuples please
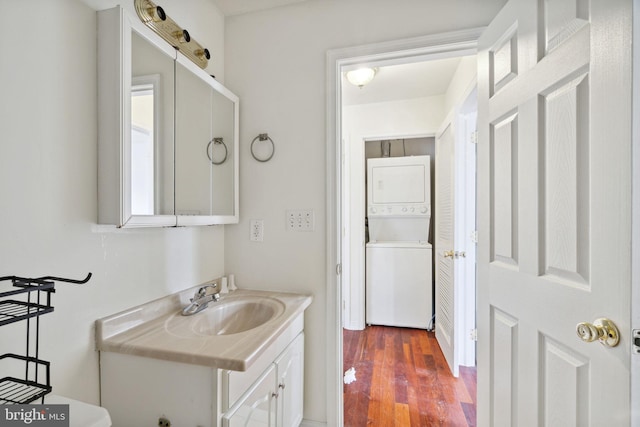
(223, 365), (277, 427)
(100, 353), (214, 427)
(274, 333), (304, 427)
(435, 118), (457, 376)
(477, 0), (632, 425)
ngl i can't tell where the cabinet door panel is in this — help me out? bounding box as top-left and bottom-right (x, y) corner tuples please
(275, 333), (304, 427)
(223, 365), (276, 427)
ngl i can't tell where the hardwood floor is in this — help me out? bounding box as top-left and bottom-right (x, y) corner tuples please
(343, 326), (477, 427)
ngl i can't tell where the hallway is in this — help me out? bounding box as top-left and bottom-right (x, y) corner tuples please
(343, 326), (476, 426)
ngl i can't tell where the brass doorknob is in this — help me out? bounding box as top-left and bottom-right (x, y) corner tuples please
(576, 318), (620, 347)
(443, 250), (455, 258)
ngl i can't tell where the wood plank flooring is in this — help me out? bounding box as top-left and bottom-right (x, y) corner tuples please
(343, 326), (477, 427)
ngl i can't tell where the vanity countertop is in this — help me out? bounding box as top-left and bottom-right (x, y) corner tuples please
(95, 287), (312, 371)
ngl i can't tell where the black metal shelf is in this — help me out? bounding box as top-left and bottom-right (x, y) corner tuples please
(0, 300), (55, 328)
(0, 280), (55, 328)
(0, 273), (91, 405)
(0, 354), (51, 405)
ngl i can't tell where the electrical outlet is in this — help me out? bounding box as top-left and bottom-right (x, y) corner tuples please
(286, 209), (314, 231)
(250, 219), (264, 241)
(158, 417), (171, 427)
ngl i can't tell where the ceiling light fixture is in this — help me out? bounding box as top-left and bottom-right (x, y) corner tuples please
(345, 67), (377, 88)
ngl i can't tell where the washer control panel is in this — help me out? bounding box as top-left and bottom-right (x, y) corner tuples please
(368, 204), (429, 216)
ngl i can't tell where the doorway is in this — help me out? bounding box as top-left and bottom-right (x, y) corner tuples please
(328, 3), (640, 425)
(325, 29), (485, 426)
(327, 30), (479, 425)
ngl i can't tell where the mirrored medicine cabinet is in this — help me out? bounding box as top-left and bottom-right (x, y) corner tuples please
(98, 6), (239, 228)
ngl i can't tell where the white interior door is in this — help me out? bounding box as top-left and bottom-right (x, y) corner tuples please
(456, 93), (478, 369)
(477, 0), (632, 426)
(435, 117), (457, 376)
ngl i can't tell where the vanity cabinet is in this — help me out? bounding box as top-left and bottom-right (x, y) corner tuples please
(100, 316), (305, 427)
(222, 333), (304, 427)
(97, 6), (239, 228)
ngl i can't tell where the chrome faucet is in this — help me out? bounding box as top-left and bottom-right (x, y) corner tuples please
(181, 283), (220, 316)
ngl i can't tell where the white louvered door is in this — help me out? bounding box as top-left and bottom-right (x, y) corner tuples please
(435, 118), (457, 376)
(477, 0), (632, 425)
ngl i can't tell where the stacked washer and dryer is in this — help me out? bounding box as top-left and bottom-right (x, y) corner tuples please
(365, 155), (433, 329)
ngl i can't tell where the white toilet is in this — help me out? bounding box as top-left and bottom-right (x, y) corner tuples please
(42, 395), (112, 427)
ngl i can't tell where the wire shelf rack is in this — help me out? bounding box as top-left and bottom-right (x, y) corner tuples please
(0, 354), (51, 405)
(0, 273), (91, 405)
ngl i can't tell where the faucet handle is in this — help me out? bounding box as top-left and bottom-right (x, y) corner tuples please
(196, 282), (218, 297)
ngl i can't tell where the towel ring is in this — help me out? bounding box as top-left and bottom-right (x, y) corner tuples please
(206, 137), (228, 165)
(251, 133), (275, 162)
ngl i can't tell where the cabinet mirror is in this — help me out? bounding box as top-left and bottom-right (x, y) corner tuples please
(175, 57), (238, 225)
(98, 6), (239, 227)
(131, 31), (175, 217)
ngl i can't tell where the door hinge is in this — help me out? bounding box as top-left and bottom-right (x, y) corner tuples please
(633, 329), (640, 354)
(470, 329), (478, 341)
(470, 230), (478, 244)
(470, 131), (478, 144)
(336, 263), (342, 275)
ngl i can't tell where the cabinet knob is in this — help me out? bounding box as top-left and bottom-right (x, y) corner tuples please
(272, 392), (279, 399)
(279, 383), (285, 390)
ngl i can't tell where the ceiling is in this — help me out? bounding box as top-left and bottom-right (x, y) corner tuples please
(211, 0), (308, 16)
(342, 57), (471, 106)
(79, 0), (308, 15)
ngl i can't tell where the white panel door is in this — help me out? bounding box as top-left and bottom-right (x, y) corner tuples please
(435, 119), (457, 376)
(477, 0), (632, 426)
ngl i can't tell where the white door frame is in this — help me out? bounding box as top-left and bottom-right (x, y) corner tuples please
(632, 1), (640, 425)
(326, 27), (483, 426)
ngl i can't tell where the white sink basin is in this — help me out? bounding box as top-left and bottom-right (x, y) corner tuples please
(96, 288), (312, 371)
(165, 295), (285, 337)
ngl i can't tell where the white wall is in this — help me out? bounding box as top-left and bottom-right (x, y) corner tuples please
(223, 0), (506, 422)
(0, 0), (226, 405)
(444, 56), (478, 114)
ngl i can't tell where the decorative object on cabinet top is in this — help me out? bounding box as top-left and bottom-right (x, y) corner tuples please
(251, 133), (275, 162)
(134, 0), (210, 69)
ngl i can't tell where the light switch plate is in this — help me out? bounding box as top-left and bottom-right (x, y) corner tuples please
(286, 210), (314, 231)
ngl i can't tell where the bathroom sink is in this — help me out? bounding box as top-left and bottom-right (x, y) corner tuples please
(97, 288), (313, 370)
(165, 296), (285, 337)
